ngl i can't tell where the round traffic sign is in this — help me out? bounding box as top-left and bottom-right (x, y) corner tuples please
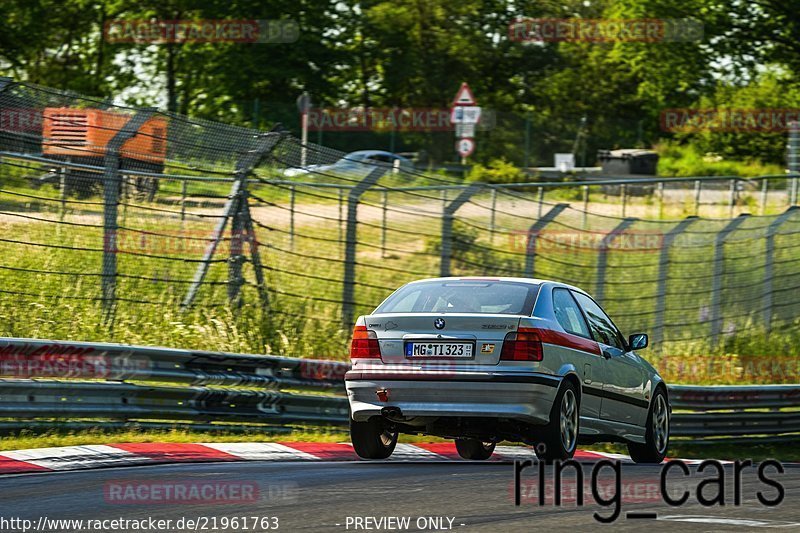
(456, 138), (475, 158)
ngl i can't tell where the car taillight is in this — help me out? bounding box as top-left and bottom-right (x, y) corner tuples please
(350, 325), (382, 359)
(500, 327), (543, 361)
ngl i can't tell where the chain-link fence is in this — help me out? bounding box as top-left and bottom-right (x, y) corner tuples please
(1, 78), (799, 356)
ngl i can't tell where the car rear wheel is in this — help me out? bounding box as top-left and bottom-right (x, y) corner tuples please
(455, 439), (496, 460)
(350, 416), (398, 459)
(628, 388), (669, 464)
(536, 380), (579, 462)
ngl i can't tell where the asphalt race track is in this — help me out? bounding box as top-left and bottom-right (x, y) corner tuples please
(1, 460), (798, 532)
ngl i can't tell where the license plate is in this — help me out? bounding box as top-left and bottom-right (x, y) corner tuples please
(405, 342), (474, 358)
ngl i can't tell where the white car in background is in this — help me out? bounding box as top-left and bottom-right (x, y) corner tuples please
(284, 150), (413, 177)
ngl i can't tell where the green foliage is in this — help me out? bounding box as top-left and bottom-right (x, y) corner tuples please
(466, 158), (525, 184)
(671, 72), (800, 165)
(656, 141), (785, 177)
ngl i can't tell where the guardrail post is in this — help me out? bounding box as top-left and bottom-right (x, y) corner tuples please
(440, 184), (483, 277)
(595, 217), (637, 304)
(102, 109), (156, 324)
(182, 132), (282, 310)
(763, 206), (800, 331)
(523, 203), (568, 277)
(710, 213), (750, 343)
(341, 167), (386, 328)
(653, 216), (698, 350)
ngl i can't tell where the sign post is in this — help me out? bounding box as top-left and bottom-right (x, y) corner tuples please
(450, 82), (480, 168)
(297, 91), (312, 167)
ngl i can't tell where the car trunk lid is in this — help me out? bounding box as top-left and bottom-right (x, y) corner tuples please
(364, 313), (521, 365)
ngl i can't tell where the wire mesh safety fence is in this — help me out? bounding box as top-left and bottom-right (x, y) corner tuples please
(0, 79), (799, 358)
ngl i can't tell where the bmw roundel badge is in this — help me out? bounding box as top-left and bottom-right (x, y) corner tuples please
(434, 318), (446, 330)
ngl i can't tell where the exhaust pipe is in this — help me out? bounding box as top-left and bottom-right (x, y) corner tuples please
(381, 406), (403, 419)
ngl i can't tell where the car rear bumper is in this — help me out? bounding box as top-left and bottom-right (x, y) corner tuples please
(345, 370), (561, 425)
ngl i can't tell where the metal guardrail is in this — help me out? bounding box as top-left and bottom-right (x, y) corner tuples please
(669, 385), (800, 443)
(0, 338), (797, 443)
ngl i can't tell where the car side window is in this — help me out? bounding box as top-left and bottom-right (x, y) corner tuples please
(552, 288), (591, 338)
(571, 292), (625, 350)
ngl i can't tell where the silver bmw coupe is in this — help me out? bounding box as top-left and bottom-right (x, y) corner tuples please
(345, 277), (670, 463)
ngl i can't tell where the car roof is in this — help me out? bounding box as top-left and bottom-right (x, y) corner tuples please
(403, 276), (589, 295)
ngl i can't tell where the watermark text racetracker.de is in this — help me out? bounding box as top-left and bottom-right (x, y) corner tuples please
(661, 108), (800, 132)
(513, 458), (785, 523)
(103, 19), (298, 44)
(508, 18), (703, 43)
(303, 108), (496, 132)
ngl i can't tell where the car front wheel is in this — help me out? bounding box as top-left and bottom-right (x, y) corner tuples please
(350, 416), (398, 459)
(455, 438), (496, 460)
(627, 388), (669, 464)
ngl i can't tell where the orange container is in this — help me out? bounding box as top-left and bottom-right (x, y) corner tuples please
(42, 107), (167, 164)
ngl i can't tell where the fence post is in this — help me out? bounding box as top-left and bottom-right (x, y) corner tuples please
(621, 183), (627, 217)
(341, 167), (386, 328)
(537, 187), (544, 218)
(728, 179), (736, 218)
(381, 188), (388, 258)
(180, 179), (187, 222)
(760, 179), (768, 215)
(338, 188), (344, 256)
(489, 187), (497, 244)
(763, 206), (799, 331)
(788, 121), (800, 205)
(595, 217), (637, 305)
(230, 134), (284, 306)
(694, 180), (701, 215)
(289, 184), (295, 250)
(440, 184), (483, 277)
(582, 185), (589, 229)
(181, 132), (282, 310)
(228, 178), (248, 306)
(523, 204), (568, 277)
(652, 216), (698, 351)
(657, 180), (664, 219)
(0, 78), (13, 161)
(102, 109), (155, 322)
(710, 213), (750, 343)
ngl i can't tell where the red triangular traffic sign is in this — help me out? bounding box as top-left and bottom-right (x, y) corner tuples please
(452, 82), (476, 105)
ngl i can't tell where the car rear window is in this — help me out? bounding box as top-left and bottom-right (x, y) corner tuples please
(374, 280), (539, 315)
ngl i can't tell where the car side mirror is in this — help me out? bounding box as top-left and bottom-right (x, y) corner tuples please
(628, 333), (648, 350)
